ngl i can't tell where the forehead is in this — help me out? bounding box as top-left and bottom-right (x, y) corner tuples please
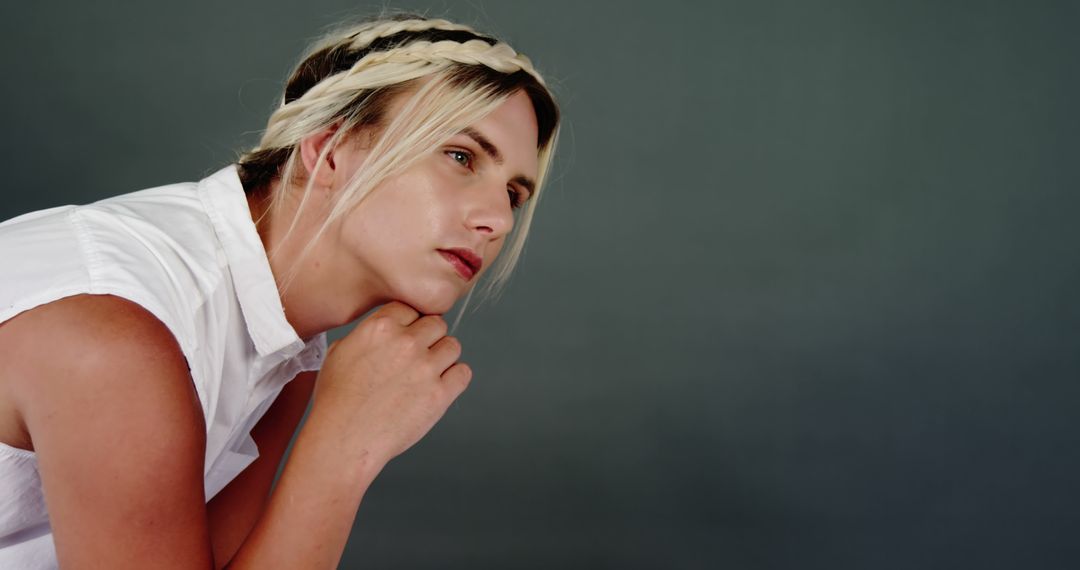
(370, 82), (542, 179)
(465, 90), (540, 176)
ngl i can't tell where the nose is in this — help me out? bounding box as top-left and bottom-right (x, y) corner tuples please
(464, 181), (515, 238)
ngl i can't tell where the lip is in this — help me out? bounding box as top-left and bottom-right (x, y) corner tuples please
(438, 248), (483, 281)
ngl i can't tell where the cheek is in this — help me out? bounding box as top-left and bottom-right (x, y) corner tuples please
(481, 238), (508, 271)
(382, 173), (452, 231)
(353, 186), (433, 238)
(334, 200), (409, 264)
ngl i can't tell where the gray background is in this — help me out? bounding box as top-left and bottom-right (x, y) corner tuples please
(3, 1), (1079, 568)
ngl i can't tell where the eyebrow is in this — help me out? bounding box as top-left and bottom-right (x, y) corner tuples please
(461, 127), (537, 198)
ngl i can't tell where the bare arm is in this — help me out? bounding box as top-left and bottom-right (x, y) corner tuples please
(206, 371), (316, 566)
(2, 296), (468, 569)
(4, 295), (214, 568)
(225, 302), (472, 569)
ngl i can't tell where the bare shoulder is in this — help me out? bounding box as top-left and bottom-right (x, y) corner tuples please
(0, 294), (214, 567)
(1, 293), (200, 441)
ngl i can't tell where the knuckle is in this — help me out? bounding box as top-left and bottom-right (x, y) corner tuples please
(392, 301), (420, 319)
(436, 338), (462, 363)
(383, 300), (407, 311)
(456, 362), (473, 383)
(368, 315), (394, 334)
(417, 314), (446, 336)
(399, 332), (423, 352)
(431, 316), (448, 336)
(424, 314), (445, 325)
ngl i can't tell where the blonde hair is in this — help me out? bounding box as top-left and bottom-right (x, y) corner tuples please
(238, 14), (560, 307)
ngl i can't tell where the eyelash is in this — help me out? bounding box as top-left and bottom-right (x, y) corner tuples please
(445, 149), (525, 210)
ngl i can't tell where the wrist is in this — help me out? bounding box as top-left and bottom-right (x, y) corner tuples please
(296, 405), (392, 480)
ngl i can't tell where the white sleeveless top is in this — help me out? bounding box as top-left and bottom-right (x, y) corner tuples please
(0, 165), (327, 568)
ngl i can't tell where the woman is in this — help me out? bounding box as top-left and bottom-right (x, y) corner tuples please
(0, 13), (559, 569)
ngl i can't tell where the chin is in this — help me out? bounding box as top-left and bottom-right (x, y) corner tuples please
(398, 283), (463, 316)
(405, 297), (456, 316)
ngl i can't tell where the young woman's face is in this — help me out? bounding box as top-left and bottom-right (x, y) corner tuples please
(327, 89), (540, 316)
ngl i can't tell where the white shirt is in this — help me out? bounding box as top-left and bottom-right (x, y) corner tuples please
(0, 165), (327, 567)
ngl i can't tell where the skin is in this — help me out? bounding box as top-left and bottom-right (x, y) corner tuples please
(0, 88), (541, 569)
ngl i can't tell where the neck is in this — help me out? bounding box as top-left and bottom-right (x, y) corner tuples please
(246, 180), (383, 340)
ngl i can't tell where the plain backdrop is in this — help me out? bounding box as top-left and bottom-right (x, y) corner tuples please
(2, 1), (1078, 568)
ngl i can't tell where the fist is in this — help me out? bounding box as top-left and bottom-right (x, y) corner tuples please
(312, 301), (472, 463)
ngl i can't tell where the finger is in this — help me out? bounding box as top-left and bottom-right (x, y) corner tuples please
(441, 362), (472, 398)
(428, 335), (462, 371)
(373, 301), (421, 326)
(408, 315), (449, 348)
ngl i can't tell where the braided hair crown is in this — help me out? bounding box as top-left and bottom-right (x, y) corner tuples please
(239, 14), (556, 192)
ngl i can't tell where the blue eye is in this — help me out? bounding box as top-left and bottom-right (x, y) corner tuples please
(508, 187), (524, 209)
(446, 150), (473, 169)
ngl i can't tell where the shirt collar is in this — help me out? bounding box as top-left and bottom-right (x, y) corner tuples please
(197, 164), (305, 357)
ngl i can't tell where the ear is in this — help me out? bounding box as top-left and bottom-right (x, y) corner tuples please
(298, 124), (341, 188)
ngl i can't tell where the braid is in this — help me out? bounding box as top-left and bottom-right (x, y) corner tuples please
(342, 18), (484, 51)
(239, 16), (547, 191)
(338, 40), (540, 83)
(284, 20), (499, 105)
(261, 40), (540, 144)
(269, 40), (542, 139)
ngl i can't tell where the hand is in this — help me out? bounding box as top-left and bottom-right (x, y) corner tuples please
(309, 301), (472, 466)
